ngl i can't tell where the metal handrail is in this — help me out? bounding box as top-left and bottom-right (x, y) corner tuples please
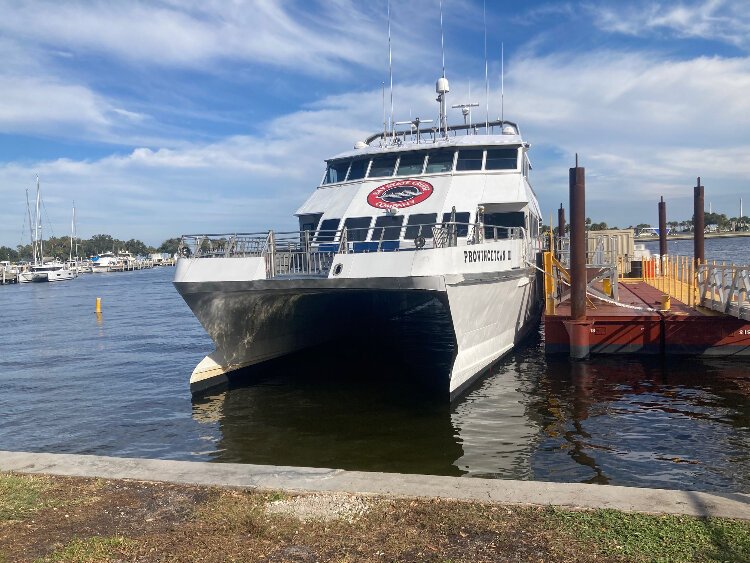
(179, 221), (532, 279)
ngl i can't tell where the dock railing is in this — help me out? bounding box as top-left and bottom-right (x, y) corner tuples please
(179, 221), (534, 279)
(641, 255), (750, 318)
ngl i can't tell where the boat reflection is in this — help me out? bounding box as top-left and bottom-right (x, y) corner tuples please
(192, 326), (750, 492)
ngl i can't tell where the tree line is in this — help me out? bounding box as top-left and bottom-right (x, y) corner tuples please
(0, 235), (182, 263)
(544, 213), (750, 235)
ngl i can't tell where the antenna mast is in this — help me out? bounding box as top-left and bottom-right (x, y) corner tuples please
(436, 0), (450, 136)
(483, 0), (489, 130)
(501, 42), (505, 124)
(387, 0), (394, 137)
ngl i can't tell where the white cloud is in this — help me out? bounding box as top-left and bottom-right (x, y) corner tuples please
(589, 0), (750, 49)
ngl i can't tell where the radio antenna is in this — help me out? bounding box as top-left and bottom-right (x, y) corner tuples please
(387, 0), (394, 137)
(440, 0), (446, 78)
(501, 42), (505, 124)
(483, 0), (489, 130)
(381, 81), (386, 141)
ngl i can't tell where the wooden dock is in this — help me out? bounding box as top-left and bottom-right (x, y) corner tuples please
(1, 270), (18, 285)
(545, 278), (750, 357)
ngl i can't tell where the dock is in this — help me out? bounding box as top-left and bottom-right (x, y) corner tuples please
(545, 276), (750, 357)
(1, 270), (18, 285)
(545, 166), (750, 359)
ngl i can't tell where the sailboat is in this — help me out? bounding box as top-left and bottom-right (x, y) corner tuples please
(18, 176), (77, 283)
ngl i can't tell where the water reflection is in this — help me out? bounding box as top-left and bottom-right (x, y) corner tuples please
(193, 325), (750, 492)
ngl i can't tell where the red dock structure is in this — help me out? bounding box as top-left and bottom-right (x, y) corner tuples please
(545, 278), (750, 357)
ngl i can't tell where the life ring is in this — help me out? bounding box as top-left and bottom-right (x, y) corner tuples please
(414, 236), (426, 249)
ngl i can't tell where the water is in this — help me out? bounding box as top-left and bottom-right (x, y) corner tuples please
(0, 257), (749, 493)
(643, 235), (750, 264)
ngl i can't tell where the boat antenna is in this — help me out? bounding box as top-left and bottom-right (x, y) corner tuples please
(501, 42), (505, 124)
(436, 0), (450, 136)
(483, 0), (489, 130)
(440, 0), (446, 79)
(387, 0), (394, 138)
(381, 81), (386, 142)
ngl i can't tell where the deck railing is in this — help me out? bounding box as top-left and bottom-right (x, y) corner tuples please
(179, 222), (532, 278)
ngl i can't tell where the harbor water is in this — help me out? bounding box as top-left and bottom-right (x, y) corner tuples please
(0, 248), (748, 493)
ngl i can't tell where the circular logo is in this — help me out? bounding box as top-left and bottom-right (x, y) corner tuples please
(367, 179), (433, 209)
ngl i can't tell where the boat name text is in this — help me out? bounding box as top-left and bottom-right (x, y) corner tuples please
(464, 249), (510, 263)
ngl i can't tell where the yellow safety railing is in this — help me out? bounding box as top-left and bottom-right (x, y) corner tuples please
(642, 255), (701, 308)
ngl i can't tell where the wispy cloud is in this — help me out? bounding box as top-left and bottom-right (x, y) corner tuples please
(589, 0), (750, 50)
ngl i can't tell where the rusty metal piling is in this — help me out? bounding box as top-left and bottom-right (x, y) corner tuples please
(694, 177), (705, 265)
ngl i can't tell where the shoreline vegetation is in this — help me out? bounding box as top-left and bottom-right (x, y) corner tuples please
(635, 231), (750, 242)
(0, 235), (181, 263)
(1, 472), (749, 562)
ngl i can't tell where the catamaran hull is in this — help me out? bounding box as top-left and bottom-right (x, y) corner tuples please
(174, 269), (539, 398)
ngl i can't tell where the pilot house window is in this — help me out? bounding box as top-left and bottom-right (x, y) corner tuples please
(456, 149), (483, 171)
(347, 158), (369, 181)
(396, 153), (425, 176)
(323, 161), (349, 184)
(485, 148), (518, 170)
(368, 155), (398, 178)
(425, 149), (455, 173)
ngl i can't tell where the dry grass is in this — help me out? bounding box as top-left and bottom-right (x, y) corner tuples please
(0, 472), (748, 562)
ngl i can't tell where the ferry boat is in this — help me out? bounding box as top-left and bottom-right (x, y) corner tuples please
(174, 77), (542, 398)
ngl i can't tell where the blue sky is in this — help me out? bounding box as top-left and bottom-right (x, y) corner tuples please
(1, 0), (748, 247)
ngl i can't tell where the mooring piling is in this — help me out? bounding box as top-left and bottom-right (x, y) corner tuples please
(694, 177), (705, 265)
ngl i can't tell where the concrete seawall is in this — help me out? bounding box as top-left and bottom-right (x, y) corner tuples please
(1, 451), (748, 520)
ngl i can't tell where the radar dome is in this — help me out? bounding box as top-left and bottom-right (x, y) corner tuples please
(354, 141), (367, 149)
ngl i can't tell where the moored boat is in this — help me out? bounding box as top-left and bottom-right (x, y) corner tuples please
(175, 73), (543, 399)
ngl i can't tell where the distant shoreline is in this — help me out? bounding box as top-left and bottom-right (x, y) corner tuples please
(635, 232), (750, 242)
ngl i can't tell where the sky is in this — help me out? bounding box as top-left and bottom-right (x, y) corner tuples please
(0, 0), (748, 247)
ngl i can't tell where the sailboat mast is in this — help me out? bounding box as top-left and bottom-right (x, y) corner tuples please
(70, 202), (74, 262)
(26, 188), (36, 264)
(35, 175), (43, 264)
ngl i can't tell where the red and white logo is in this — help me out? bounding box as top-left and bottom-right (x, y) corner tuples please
(367, 179), (433, 209)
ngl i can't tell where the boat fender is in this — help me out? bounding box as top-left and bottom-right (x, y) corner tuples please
(414, 236), (426, 249)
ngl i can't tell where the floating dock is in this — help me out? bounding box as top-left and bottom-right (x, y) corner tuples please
(545, 165), (750, 358)
(545, 277), (750, 357)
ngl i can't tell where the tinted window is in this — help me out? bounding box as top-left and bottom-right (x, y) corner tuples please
(484, 212), (524, 239)
(343, 217), (372, 242)
(405, 213), (438, 239)
(347, 158), (369, 181)
(368, 155), (398, 178)
(396, 153), (425, 176)
(425, 149), (455, 173)
(486, 148), (518, 170)
(323, 161), (349, 184)
(441, 211), (471, 237)
(315, 218), (341, 242)
(456, 149), (483, 171)
(372, 215), (404, 240)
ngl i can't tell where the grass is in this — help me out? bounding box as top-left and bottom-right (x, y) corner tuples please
(548, 507), (750, 562)
(0, 473), (51, 521)
(1, 472), (749, 562)
(39, 536), (132, 563)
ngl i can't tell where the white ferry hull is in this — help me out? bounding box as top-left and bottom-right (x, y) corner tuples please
(174, 260), (538, 397)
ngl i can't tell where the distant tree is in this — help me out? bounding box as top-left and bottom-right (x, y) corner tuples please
(123, 238), (153, 257)
(590, 222), (608, 230)
(157, 238), (182, 256)
(0, 246), (18, 262)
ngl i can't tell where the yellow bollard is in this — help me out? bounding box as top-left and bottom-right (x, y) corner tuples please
(95, 297), (102, 313)
(603, 278), (612, 296)
(660, 294), (671, 311)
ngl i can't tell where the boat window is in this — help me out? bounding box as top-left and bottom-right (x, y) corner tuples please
(485, 148), (518, 170)
(343, 217), (372, 242)
(371, 215), (404, 240)
(396, 153), (425, 176)
(425, 149), (455, 173)
(323, 161), (350, 184)
(484, 212), (524, 239)
(315, 218), (341, 242)
(368, 155), (398, 178)
(441, 211), (471, 236)
(347, 158), (369, 181)
(405, 213), (438, 239)
(456, 149), (483, 171)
